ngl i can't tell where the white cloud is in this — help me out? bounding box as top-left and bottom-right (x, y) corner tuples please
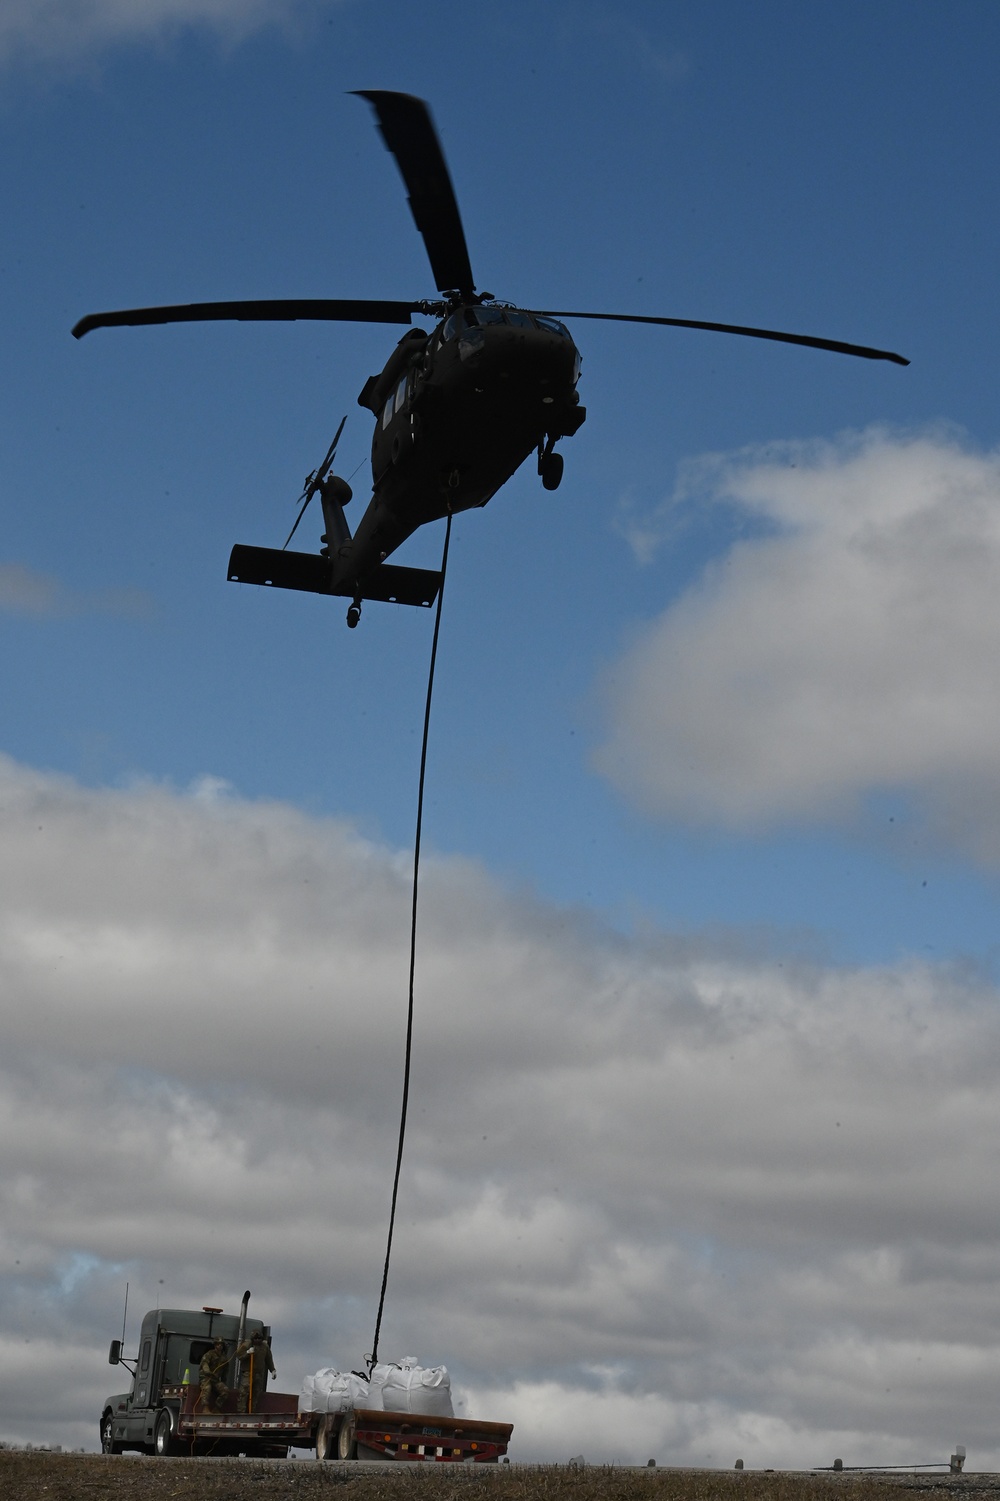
(597, 428), (1000, 863)
(3, 756), (1000, 1464)
(0, 0), (324, 64)
(0, 562), (151, 618)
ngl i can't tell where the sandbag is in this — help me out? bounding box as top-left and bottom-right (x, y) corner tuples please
(380, 1356), (453, 1418)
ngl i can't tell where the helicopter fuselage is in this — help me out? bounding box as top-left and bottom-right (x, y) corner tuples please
(340, 305), (586, 580)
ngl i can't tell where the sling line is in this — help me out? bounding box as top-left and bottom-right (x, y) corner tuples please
(370, 511), (453, 1366)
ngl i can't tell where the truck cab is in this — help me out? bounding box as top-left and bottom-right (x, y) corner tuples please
(102, 1304), (269, 1455)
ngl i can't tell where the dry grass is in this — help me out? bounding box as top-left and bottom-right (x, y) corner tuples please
(0, 1453), (991, 1501)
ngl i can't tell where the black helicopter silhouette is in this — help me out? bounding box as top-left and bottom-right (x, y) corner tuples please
(73, 91), (907, 629)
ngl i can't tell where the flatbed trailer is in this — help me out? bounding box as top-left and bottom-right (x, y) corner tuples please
(169, 1385), (512, 1462)
(315, 1406), (513, 1463)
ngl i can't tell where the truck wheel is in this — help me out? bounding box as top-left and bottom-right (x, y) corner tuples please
(315, 1415), (334, 1461)
(100, 1411), (120, 1455)
(153, 1409), (177, 1457)
(337, 1416), (357, 1461)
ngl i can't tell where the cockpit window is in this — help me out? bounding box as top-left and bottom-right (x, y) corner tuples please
(394, 376), (408, 414)
(505, 310), (534, 329)
(442, 314), (460, 341)
(382, 398), (393, 429)
(473, 306), (506, 326)
(534, 315), (569, 337)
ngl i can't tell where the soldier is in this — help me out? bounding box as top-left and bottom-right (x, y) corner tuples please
(235, 1328), (276, 1414)
(198, 1336), (229, 1413)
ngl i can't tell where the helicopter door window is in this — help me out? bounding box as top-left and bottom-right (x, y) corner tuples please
(382, 399), (393, 429)
(394, 376), (408, 414)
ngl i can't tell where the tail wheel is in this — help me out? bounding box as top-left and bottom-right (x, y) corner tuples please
(540, 451), (564, 491)
(337, 1415), (357, 1461)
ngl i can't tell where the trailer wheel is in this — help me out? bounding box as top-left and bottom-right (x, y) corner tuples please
(153, 1409), (178, 1457)
(337, 1416), (357, 1461)
(100, 1411), (120, 1455)
(315, 1415), (335, 1461)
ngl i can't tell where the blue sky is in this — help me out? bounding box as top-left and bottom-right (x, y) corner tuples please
(3, 1), (998, 966)
(4, 0), (1000, 1467)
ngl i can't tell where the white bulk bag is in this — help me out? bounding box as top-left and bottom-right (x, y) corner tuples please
(381, 1356), (453, 1418)
(298, 1371), (318, 1413)
(298, 1368), (369, 1415)
(365, 1362), (397, 1411)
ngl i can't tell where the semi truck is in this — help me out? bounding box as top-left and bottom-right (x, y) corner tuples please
(100, 1295), (513, 1462)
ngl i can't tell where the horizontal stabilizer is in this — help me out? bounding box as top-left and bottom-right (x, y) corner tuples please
(354, 563), (441, 607)
(228, 544), (332, 594)
(227, 545), (441, 608)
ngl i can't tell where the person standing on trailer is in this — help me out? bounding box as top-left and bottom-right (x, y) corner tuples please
(198, 1337), (229, 1412)
(236, 1329), (276, 1413)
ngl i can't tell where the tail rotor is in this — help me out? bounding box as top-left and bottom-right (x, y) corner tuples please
(282, 415), (349, 550)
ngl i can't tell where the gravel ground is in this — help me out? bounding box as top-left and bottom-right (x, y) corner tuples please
(3, 1455), (999, 1501)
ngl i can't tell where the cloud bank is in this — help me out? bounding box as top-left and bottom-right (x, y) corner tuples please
(0, 0), (324, 63)
(598, 429), (1000, 864)
(3, 757), (1000, 1464)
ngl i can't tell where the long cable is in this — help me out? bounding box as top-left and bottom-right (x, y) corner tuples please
(370, 512), (453, 1367)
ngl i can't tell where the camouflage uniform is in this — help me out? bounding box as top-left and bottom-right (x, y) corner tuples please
(235, 1332), (276, 1413)
(198, 1339), (229, 1412)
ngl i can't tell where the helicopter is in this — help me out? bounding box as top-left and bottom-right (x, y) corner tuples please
(73, 90), (907, 629)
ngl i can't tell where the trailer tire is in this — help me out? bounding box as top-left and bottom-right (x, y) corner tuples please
(315, 1415), (335, 1461)
(337, 1415), (357, 1461)
(153, 1409), (178, 1457)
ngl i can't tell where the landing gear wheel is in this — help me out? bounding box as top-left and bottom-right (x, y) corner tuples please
(153, 1409), (177, 1457)
(540, 452), (564, 491)
(337, 1415), (357, 1461)
(346, 603), (361, 629)
(100, 1412), (120, 1455)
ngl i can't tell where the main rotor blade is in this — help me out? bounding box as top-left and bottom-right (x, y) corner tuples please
(530, 309), (909, 366)
(353, 90), (475, 299)
(72, 298), (418, 340)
